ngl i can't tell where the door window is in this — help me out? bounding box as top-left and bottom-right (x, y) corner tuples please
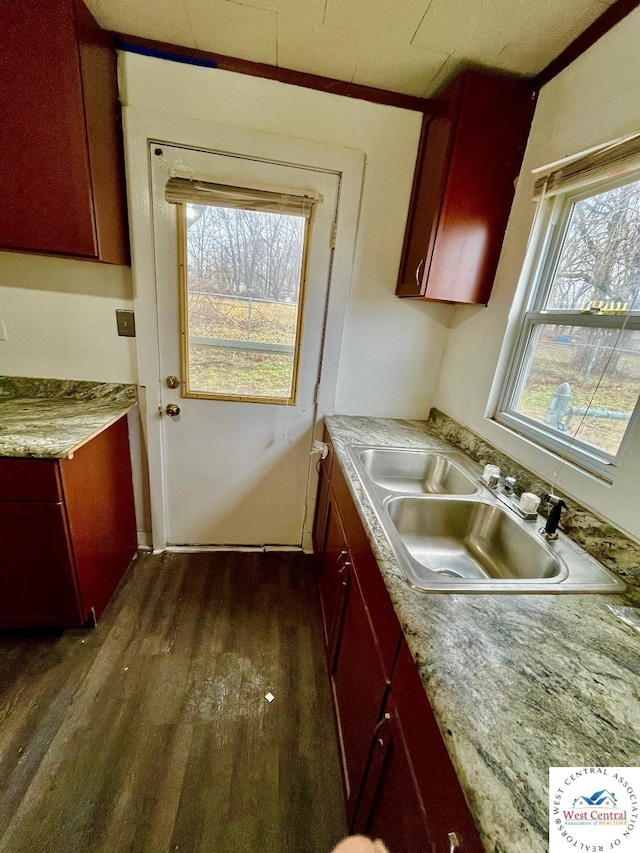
(168, 178), (315, 404)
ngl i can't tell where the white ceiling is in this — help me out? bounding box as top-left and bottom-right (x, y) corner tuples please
(86, 0), (616, 97)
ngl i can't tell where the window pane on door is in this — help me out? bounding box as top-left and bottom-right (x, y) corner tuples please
(182, 203), (307, 402)
(511, 323), (640, 456)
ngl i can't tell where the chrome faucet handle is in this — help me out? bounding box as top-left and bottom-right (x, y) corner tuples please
(496, 474), (517, 496)
(503, 475), (517, 492)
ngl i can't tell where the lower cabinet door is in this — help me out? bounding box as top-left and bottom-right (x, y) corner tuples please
(354, 695), (434, 853)
(331, 562), (388, 825)
(319, 493), (350, 648)
(0, 501), (83, 627)
(391, 640), (485, 853)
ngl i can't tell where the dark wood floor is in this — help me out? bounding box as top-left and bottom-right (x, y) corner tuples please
(0, 551), (346, 853)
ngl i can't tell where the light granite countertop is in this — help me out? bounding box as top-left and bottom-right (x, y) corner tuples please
(325, 414), (640, 853)
(0, 376), (137, 459)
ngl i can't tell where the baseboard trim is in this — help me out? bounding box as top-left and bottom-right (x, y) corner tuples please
(163, 545), (304, 553)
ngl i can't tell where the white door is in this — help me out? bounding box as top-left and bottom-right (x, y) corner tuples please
(151, 143), (340, 546)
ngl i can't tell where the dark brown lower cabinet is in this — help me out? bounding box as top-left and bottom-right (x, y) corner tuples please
(353, 694), (433, 851)
(330, 558), (388, 824)
(317, 446), (484, 853)
(399, 640), (484, 852)
(0, 502), (83, 626)
(0, 416), (138, 628)
(319, 494), (350, 650)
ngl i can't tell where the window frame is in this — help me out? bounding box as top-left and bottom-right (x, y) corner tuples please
(176, 200), (312, 405)
(496, 168), (640, 481)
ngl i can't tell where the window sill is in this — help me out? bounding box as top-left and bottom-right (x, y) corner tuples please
(492, 411), (616, 484)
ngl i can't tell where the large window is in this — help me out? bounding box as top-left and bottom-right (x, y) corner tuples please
(497, 158), (640, 480)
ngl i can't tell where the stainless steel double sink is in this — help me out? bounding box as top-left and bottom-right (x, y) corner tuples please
(347, 445), (625, 594)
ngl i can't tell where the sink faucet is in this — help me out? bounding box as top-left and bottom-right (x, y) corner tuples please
(541, 494), (567, 540)
(482, 466), (516, 493)
(483, 470), (541, 521)
(497, 475), (517, 496)
(484, 471), (517, 495)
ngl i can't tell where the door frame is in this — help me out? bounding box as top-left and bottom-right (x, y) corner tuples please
(122, 107), (365, 551)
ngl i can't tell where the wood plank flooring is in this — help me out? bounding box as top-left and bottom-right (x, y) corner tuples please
(0, 551), (346, 853)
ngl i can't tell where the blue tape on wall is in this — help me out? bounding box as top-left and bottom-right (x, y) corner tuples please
(115, 39), (219, 69)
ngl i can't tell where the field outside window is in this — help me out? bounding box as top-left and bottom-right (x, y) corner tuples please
(180, 202), (308, 403)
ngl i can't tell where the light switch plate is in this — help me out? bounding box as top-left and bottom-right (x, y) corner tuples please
(116, 309), (136, 337)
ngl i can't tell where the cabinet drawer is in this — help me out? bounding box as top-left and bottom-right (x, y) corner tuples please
(0, 458), (63, 502)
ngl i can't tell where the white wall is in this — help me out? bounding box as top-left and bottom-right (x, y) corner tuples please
(2, 56), (449, 549)
(118, 52), (451, 419)
(0, 251), (151, 541)
(433, 8), (640, 542)
(0, 253), (135, 381)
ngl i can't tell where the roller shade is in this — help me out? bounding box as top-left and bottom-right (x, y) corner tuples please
(165, 176), (320, 217)
(532, 133), (640, 199)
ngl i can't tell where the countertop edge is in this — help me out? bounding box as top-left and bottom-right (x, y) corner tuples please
(0, 378), (138, 460)
(62, 403), (138, 459)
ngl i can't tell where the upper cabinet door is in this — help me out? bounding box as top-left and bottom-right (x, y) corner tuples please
(396, 77), (463, 301)
(397, 70), (536, 305)
(0, 0), (129, 264)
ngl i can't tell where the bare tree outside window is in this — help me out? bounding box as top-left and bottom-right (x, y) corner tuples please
(546, 180), (640, 312)
(187, 204), (305, 301)
(181, 203), (308, 402)
(500, 173), (640, 475)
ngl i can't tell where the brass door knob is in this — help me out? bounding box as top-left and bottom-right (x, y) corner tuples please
(166, 376), (180, 389)
(165, 403), (181, 417)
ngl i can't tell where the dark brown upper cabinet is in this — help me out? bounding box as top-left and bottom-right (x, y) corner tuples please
(0, 0), (129, 264)
(396, 69), (536, 304)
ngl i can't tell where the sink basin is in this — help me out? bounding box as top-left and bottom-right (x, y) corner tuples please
(357, 448), (477, 495)
(386, 497), (566, 584)
(345, 442), (626, 594)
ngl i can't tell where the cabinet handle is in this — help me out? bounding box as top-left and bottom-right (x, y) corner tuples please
(415, 257), (425, 287)
(338, 560), (351, 576)
(335, 549), (348, 565)
(373, 713), (391, 747)
(352, 713), (392, 834)
(373, 712), (391, 737)
(448, 831), (460, 852)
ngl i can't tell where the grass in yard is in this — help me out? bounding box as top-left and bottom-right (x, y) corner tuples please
(189, 346), (294, 399)
(517, 340), (640, 455)
(186, 294), (299, 399)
